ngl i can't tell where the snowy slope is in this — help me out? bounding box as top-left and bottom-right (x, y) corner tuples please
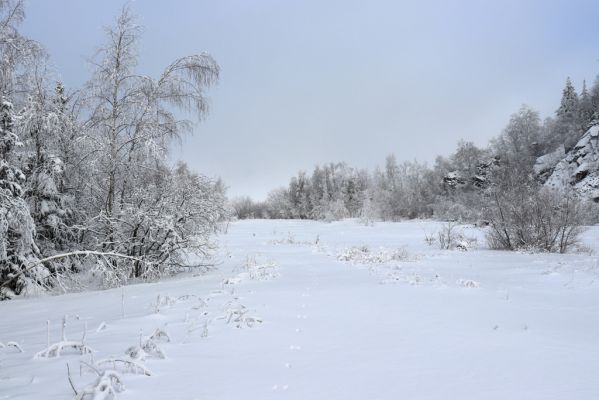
(1, 219), (598, 399)
(545, 125), (599, 200)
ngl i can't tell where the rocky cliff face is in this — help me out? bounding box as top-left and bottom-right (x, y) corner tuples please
(545, 125), (599, 201)
(534, 145), (565, 183)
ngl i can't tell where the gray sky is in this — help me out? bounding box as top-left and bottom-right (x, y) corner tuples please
(22, 0), (599, 200)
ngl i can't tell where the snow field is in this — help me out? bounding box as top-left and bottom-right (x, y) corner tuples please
(1, 219), (598, 399)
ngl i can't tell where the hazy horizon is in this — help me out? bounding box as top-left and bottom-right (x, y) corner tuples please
(22, 0), (599, 200)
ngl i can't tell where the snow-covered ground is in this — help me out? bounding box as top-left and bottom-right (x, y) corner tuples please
(1, 219), (598, 399)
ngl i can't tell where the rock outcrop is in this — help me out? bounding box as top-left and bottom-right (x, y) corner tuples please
(545, 125), (599, 201)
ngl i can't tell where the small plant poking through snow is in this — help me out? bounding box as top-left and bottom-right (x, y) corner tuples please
(35, 339), (93, 359)
(35, 316), (93, 359)
(424, 232), (436, 246)
(125, 336), (166, 361)
(437, 221), (460, 250)
(153, 294), (177, 313)
(269, 232), (313, 246)
(0, 341), (23, 353)
(73, 368), (125, 400)
(149, 327), (171, 343)
(72, 325), (169, 399)
(337, 246), (412, 264)
(434, 222), (478, 251)
(458, 279), (480, 288)
(95, 357), (152, 376)
(221, 300), (263, 328)
(243, 255), (279, 280)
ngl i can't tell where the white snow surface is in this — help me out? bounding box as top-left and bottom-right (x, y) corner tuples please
(1, 219), (598, 399)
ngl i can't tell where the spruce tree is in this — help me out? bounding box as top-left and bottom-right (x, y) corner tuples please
(553, 77), (581, 150)
(0, 97), (47, 299)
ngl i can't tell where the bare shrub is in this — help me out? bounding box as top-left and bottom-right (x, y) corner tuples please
(337, 246), (411, 263)
(423, 232), (436, 246)
(484, 186), (585, 253)
(436, 221), (464, 250)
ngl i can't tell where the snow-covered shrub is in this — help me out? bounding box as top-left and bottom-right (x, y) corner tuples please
(125, 339), (165, 360)
(74, 369), (124, 400)
(485, 185), (586, 253)
(437, 221), (460, 250)
(35, 315), (93, 358)
(84, 163), (227, 285)
(124, 328), (169, 362)
(457, 279), (480, 288)
(337, 246), (411, 264)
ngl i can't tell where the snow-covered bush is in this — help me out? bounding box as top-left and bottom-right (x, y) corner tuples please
(337, 245), (411, 264)
(484, 185), (585, 253)
(35, 315), (93, 358)
(436, 221), (462, 250)
(0, 4), (226, 299)
(457, 279), (480, 288)
(73, 368), (125, 400)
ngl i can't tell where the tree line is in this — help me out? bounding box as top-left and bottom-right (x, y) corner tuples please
(232, 78), (598, 252)
(0, 2), (227, 299)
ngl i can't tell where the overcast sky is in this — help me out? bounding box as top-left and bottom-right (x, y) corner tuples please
(22, 0), (599, 200)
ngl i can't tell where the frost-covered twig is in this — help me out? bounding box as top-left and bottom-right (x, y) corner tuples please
(0, 341), (22, 352)
(149, 328), (170, 343)
(5, 341), (23, 352)
(67, 363), (78, 396)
